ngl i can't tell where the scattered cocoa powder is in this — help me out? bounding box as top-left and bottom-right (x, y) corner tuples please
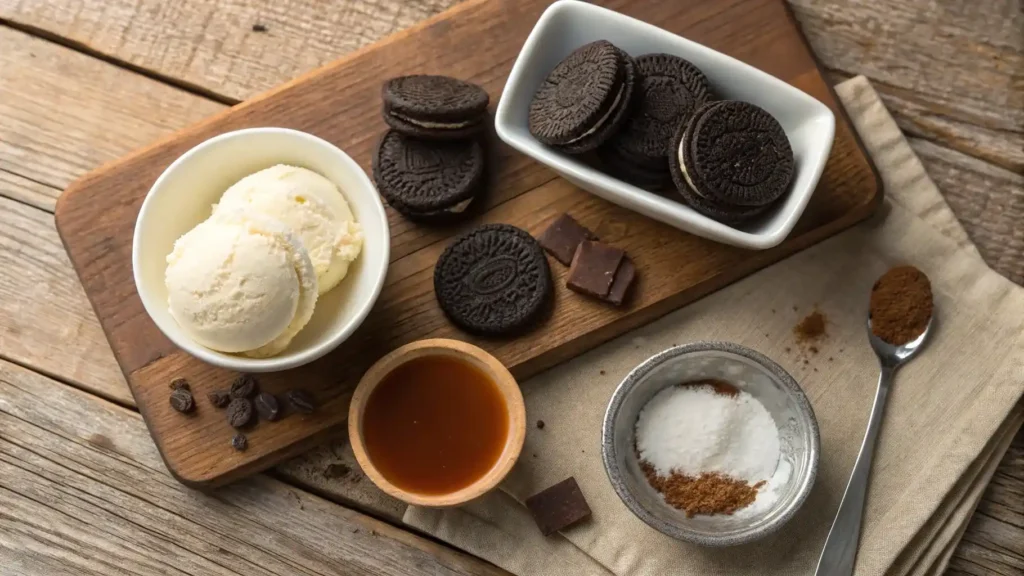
(870, 266), (933, 345)
(794, 309), (827, 342)
(641, 462), (762, 517)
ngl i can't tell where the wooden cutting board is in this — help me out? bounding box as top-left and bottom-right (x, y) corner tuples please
(55, 0), (880, 487)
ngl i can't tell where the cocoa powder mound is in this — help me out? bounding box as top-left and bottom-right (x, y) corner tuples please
(640, 462), (762, 517)
(870, 266), (933, 345)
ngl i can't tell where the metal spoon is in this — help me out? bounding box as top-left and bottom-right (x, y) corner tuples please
(814, 315), (934, 576)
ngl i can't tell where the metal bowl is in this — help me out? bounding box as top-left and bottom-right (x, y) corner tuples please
(601, 341), (820, 546)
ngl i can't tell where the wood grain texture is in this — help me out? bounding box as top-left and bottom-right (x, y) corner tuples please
(8, 0), (1020, 280)
(0, 0), (457, 101)
(0, 194), (128, 405)
(0, 356), (506, 576)
(0, 26), (225, 210)
(1, 0), (1020, 570)
(789, 0), (1024, 282)
(53, 0), (880, 486)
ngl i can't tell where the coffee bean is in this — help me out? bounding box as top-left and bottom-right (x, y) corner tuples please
(230, 374), (258, 399)
(286, 389), (316, 414)
(169, 378), (190, 391)
(169, 389), (194, 413)
(231, 434), (248, 451)
(226, 398), (253, 428)
(254, 392), (280, 421)
(207, 389), (230, 408)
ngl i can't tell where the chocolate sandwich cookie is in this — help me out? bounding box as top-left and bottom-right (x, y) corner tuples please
(602, 54), (710, 172)
(668, 113), (769, 223)
(434, 224), (553, 336)
(598, 144), (674, 191)
(382, 75), (489, 140)
(677, 101), (794, 208)
(372, 130), (484, 223)
(528, 40), (636, 154)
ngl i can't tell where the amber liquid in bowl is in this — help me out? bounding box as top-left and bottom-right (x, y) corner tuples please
(362, 355), (509, 495)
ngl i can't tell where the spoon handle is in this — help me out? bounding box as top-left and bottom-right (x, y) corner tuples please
(814, 365), (895, 576)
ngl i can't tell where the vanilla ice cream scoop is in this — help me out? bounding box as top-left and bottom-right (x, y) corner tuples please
(215, 165), (364, 295)
(165, 210), (317, 356)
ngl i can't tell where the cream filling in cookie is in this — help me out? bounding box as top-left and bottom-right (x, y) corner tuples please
(392, 113), (474, 130)
(677, 138), (701, 195)
(565, 81), (625, 144)
(421, 196), (474, 216)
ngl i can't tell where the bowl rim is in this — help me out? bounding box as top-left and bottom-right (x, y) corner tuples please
(131, 126), (390, 372)
(493, 0), (836, 250)
(348, 338), (527, 507)
(601, 341), (821, 546)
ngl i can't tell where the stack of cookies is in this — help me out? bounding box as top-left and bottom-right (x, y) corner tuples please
(372, 75), (490, 223)
(528, 41), (795, 225)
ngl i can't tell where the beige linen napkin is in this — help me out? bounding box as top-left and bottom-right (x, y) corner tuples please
(405, 76), (1024, 576)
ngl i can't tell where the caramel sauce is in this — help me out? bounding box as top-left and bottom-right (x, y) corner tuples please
(362, 355), (509, 495)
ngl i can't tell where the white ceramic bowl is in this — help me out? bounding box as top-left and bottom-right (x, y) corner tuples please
(495, 0), (835, 250)
(132, 128), (390, 372)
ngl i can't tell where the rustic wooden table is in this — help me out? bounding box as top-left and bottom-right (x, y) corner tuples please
(0, 0), (1019, 574)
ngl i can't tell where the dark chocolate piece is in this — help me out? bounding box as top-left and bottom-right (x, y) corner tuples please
(230, 374), (258, 399)
(227, 398), (254, 428)
(169, 389), (195, 414)
(286, 390), (316, 414)
(567, 241), (624, 299)
(254, 392), (281, 422)
(169, 378), (190, 391)
(537, 214), (597, 266)
(607, 257), (636, 306)
(231, 434), (248, 451)
(525, 477), (592, 536)
(207, 389), (231, 408)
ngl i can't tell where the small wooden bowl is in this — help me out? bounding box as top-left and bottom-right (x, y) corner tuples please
(348, 338), (526, 507)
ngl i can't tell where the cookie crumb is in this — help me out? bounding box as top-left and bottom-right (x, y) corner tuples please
(536, 420), (545, 430)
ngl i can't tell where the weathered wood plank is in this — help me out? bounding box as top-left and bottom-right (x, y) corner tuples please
(3, 0), (1021, 281)
(0, 26), (224, 201)
(0, 193), (127, 405)
(0, 0), (459, 100)
(0, 0), (1020, 566)
(791, 0), (1023, 173)
(0, 356), (506, 576)
(906, 138), (1024, 285)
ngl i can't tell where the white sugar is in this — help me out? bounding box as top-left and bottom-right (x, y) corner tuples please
(635, 384), (780, 484)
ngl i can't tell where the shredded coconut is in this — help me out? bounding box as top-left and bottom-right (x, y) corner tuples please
(635, 384), (780, 484)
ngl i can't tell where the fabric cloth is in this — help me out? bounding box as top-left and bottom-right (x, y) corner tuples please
(405, 76), (1024, 576)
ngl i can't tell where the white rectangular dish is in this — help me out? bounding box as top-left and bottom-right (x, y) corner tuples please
(494, 0), (835, 250)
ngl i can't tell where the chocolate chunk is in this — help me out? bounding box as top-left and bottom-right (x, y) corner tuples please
(207, 389), (231, 408)
(567, 241), (624, 299)
(231, 434), (248, 451)
(169, 389), (195, 413)
(537, 214), (597, 266)
(227, 398), (253, 428)
(230, 374), (258, 399)
(254, 392), (281, 422)
(169, 378), (190, 391)
(286, 390), (316, 414)
(607, 257), (636, 306)
(525, 477), (592, 536)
